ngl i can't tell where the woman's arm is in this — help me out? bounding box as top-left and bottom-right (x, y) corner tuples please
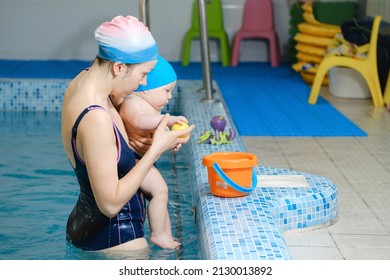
(130, 111), (165, 131)
(80, 111), (194, 217)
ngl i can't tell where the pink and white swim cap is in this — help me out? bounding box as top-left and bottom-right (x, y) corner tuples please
(94, 15), (158, 64)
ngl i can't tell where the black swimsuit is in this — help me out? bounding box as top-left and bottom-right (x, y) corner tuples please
(66, 105), (146, 251)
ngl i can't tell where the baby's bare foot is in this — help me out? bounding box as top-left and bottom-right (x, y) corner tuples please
(174, 239), (181, 248)
(150, 233), (177, 249)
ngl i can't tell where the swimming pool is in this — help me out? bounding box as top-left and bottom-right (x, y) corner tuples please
(0, 72), (339, 260)
(0, 110), (201, 260)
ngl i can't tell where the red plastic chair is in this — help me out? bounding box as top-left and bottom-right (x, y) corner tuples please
(231, 0), (281, 67)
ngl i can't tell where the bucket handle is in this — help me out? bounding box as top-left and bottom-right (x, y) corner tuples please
(212, 163), (257, 193)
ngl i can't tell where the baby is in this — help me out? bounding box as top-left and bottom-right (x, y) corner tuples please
(119, 56), (188, 249)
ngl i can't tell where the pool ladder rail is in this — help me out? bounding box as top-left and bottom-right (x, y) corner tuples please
(138, 0), (217, 103)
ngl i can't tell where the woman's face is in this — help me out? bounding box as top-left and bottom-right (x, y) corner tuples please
(113, 60), (157, 97)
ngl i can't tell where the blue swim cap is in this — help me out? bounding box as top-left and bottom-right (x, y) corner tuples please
(135, 55), (177, 92)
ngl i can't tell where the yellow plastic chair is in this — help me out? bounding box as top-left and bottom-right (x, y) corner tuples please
(308, 16), (385, 107)
(384, 71), (390, 108)
(181, 0), (230, 66)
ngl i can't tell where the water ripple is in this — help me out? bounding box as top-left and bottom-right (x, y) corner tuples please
(34, 169), (74, 176)
(2, 173), (42, 179)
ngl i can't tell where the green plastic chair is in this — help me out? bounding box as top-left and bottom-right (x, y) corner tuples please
(181, 0), (230, 66)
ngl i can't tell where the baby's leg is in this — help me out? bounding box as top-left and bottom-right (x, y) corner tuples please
(163, 212), (181, 247)
(140, 165), (178, 249)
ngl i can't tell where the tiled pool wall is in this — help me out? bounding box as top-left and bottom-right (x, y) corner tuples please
(1, 79), (68, 111)
(0, 78), (339, 260)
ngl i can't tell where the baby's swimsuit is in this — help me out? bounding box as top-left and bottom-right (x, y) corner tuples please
(66, 105), (146, 250)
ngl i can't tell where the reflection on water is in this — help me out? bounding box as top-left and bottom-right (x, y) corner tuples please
(0, 111), (201, 260)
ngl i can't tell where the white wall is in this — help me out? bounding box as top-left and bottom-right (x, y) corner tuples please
(367, 0), (390, 22)
(0, 0), (360, 62)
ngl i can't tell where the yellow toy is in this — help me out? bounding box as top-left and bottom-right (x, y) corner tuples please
(171, 122), (190, 138)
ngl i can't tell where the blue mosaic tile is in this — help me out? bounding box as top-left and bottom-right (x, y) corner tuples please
(0, 79), (69, 111)
(0, 77), (339, 260)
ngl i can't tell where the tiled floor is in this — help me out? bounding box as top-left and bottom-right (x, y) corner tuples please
(242, 87), (390, 260)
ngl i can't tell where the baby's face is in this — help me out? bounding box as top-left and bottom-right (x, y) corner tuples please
(146, 81), (177, 111)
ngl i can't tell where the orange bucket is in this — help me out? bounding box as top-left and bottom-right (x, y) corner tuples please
(202, 152), (258, 198)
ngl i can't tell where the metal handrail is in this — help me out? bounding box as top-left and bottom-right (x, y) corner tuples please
(198, 0), (217, 103)
(139, 0), (150, 29)
(138, 0), (216, 102)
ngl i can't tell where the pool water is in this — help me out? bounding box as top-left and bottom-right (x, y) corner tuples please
(0, 111), (201, 260)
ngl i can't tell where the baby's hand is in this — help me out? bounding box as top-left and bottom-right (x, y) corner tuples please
(172, 143), (182, 153)
(168, 115), (188, 126)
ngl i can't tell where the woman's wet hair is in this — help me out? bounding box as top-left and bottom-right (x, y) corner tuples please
(95, 55), (136, 77)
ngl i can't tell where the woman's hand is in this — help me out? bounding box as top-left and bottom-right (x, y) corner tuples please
(150, 114), (195, 156)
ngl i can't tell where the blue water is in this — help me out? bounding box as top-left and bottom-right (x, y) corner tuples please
(0, 111), (201, 260)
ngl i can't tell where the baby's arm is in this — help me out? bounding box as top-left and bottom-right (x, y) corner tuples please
(120, 97), (163, 131)
(120, 96), (188, 132)
(133, 114), (188, 130)
(166, 115), (188, 126)
(121, 101), (188, 131)
(132, 112), (166, 131)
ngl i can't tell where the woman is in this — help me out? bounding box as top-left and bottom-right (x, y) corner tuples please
(61, 15), (194, 252)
